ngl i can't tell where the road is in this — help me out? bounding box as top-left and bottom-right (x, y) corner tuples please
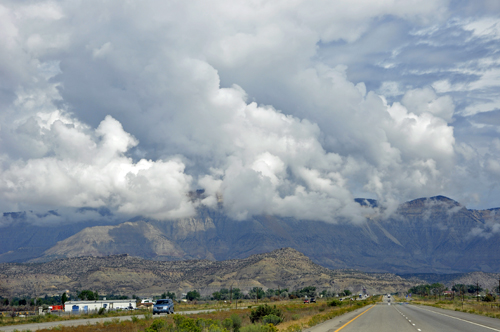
(0, 308), (219, 332)
(306, 296), (500, 332)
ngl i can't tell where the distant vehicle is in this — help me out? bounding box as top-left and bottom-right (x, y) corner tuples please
(304, 299), (309, 304)
(310, 298), (316, 303)
(50, 305), (63, 311)
(387, 294), (391, 298)
(153, 299), (175, 315)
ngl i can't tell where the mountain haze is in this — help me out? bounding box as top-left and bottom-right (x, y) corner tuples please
(1, 196), (500, 274)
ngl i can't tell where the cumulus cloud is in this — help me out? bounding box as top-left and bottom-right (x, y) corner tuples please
(0, 0), (499, 224)
(0, 112), (194, 220)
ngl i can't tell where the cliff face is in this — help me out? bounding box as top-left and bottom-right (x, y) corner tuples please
(1, 196), (500, 274)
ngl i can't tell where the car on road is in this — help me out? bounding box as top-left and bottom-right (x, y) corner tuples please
(153, 299), (175, 315)
(310, 298), (316, 303)
(304, 299), (309, 304)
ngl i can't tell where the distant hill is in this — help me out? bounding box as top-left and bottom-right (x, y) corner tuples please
(0, 248), (416, 298)
(1, 196), (500, 274)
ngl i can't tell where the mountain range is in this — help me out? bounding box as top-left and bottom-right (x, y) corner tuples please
(1, 196), (500, 274)
(0, 248), (418, 297)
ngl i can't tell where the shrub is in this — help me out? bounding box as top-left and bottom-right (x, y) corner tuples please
(222, 317), (233, 330)
(327, 299), (343, 307)
(240, 324), (263, 332)
(231, 313), (242, 332)
(284, 324), (302, 332)
(291, 314), (300, 321)
(173, 315), (202, 332)
(262, 314), (282, 326)
(146, 319), (168, 332)
(144, 312), (153, 320)
(483, 294), (496, 302)
(131, 315), (139, 323)
(208, 324), (229, 332)
(250, 305), (283, 323)
(98, 307), (106, 315)
(261, 324), (278, 332)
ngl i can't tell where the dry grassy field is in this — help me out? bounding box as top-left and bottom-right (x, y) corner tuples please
(0, 297), (380, 332)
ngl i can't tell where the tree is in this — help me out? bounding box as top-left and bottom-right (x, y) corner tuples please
(232, 288), (242, 300)
(161, 291), (176, 300)
(343, 289), (352, 296)
(430, 283), (446, 299)
(78, 290), (97, 301)
(249, 287), (265, 300)
(265, 289), (276, 298)
(2, 298), (8, 306)
(212, 291), (222, 300)
(167, 291), (176, 300)
(186, 290), (200, 301)
(61, 293), (68, 305)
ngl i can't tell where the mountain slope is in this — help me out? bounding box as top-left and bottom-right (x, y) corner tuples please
(0, 248), (416, 297)
(3, 196), (500, 273)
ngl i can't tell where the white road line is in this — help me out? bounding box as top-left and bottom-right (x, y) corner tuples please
(415, 306), (500, 332)
(394, 305), (421, 331)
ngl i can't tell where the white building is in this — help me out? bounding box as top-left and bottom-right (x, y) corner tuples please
(64, 300), (136, 313)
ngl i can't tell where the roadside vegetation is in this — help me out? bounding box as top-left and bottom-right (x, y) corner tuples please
(0, 286), (369, 328)
(0, 295), (380, 332)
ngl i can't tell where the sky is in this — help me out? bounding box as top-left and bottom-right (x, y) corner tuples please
(1, 0), (500, 225)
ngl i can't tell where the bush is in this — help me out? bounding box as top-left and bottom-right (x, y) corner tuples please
(327, 299), (343, 307)
(146, 319), (168, 332)
(262, 314), (282, 326)
(131, 315), (139, 323)
(144, 312), (153, 320)
(250, 305), (283, 323)
(284, 324), (302, 332)
(222, 318), (233, 330)
(98, 307), (106, 315)
(261, 324), (278, 332)
(208, 324), (229, 332)
(291, 314), (300, 320)
(173, 315), (202, 332)
(240, 324), (263, 332)
(231, 313), (242, 332)
(483, 294), (496, 302)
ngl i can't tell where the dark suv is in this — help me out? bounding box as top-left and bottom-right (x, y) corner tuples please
(153, 299), (175, 315)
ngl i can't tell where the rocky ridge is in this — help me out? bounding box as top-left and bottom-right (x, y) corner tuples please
(0, 248), (416, 298)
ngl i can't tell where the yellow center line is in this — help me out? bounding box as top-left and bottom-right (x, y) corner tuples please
(334, 305), (375, 332)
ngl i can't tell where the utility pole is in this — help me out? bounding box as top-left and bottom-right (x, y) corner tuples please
(477, 281), (480, 302)
(230, 286), (232, 304)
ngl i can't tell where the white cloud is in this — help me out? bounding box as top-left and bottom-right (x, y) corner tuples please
(1, 0), (500, 224)
(0, 113), (195, 220)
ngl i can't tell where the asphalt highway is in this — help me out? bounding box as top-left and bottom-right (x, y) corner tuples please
(306, 296), (500, 332)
